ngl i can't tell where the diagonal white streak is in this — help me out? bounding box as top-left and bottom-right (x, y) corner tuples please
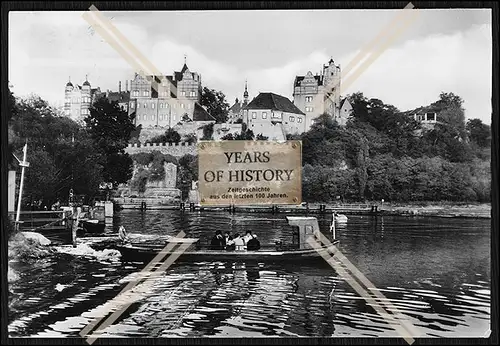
(307, 235), (419, 344)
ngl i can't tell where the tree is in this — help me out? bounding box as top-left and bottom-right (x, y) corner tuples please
(201, 123), (214, 140)
(201, 87), (230, 123)
(85, 97), (136, 187)
(9, 93), (106, 207)
(467, 118), (490, 148)
(148, 128), (182, 144)
(220, 123), (255, 140)
(177, 154), (198, 201)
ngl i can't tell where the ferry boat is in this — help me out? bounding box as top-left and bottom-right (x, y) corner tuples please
(116, 216), (339, 263)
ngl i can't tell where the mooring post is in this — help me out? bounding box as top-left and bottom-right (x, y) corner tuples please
(180, 202), (185, 212)
(190, 203), (195, 211)
(71, 207), (81, 248)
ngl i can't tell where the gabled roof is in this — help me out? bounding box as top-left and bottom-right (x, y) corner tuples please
(244, 92), (305, 115)
(229, 100), (242, 114)
(174, 69), (196, 82)
(193, 103), (216, 122)
(294, 75), (323, 87)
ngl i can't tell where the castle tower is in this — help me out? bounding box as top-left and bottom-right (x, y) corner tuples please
(81, 75), (91, 118)
(322, 58), (341, 118)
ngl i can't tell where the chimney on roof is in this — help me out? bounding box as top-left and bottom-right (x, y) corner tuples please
(119, 81), (122, 93)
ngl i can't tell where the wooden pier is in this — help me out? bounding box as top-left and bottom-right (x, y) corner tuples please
(8, 210), (76, 244)
(114, 199), (379, 215)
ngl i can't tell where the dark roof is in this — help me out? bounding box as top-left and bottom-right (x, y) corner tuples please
(329, 58), (334, 64)
(244, 93), (305, 115)
(174, 70), (196, 82)
(294, 75), (322, 87)
(83, 80), (91, 86)
(66, 81), (73, 87)
(193, 103), (216, 121)
(229, 100), (242, 114)
(181, 63), (189, 73)
(107, 91), (130, 103)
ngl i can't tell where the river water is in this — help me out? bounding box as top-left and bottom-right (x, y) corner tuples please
(8, 210), (491, 339)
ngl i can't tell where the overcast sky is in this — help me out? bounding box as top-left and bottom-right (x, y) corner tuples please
(9, 9), (492, 124)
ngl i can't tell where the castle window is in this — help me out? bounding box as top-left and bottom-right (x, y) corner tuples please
(188, 103), (191, 109)
(298, 118), (302, 123)
(143, 90), (149, 97)
(137, 102), (140, 108)
(252, 112), (257, 119)
(143, 115), (147, 120)
(144, 103), (147, 108)
(290, 116), (295, 122)
(152, 115), (155, 121)
(181, 91), (186, 96)
(190, 91), (196, 97)
(262, 112), (267, 119)
(160, 103), (164, 108)
(151, 103), (155, 109)
(305, 106), (314, 112)
(305, 96), (313, 102)
(133, 90), (139, 97)
(181, 104), (185, 109)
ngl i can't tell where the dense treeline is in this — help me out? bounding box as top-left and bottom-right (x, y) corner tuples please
(300, 92), (491, 203)
(8, 91), (135, 209)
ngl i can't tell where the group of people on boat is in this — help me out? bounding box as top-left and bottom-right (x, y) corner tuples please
(210, 230), (260, 251)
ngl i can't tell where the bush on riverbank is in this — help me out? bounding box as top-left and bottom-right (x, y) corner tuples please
(8, 232), (54, 264)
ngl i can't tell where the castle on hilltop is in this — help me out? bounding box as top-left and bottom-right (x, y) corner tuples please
(293, 58), (352, 130)
(126, 60), (214, 129)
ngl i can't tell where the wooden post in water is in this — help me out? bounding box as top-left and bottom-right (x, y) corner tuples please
(72, 207), (81, 248)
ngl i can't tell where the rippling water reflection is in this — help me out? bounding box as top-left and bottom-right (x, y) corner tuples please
(9, 211), (490, 338)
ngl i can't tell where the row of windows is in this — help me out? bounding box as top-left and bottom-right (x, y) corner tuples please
(66, 96), (91, 103)
(249, 111), (303, 123)
(305, 106), (314, 112)
(138, 114), (177, 121)
(305, 96), (313, 102)
(132, 90), (149, 97)
(130, 102), (191, 109)
(179, 91), (197, 97)
(81, 109), (90, 115)
(132, 90), (197, 98)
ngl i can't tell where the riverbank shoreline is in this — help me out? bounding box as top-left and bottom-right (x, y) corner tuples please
(114, 200), (491, 219)
(377, 203), (491, 219)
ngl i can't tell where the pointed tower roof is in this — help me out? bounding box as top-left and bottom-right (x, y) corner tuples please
(66, 76), (73, 87)
(243, 80), (249, 99)
(181, 54), (189, 73)
(83, 74), (90, 86)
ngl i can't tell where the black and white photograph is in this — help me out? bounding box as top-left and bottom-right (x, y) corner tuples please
(3, 2), (495, 343)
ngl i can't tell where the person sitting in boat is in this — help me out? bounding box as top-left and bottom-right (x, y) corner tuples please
(243, 231), (253, 247)
(224, 232), (235, 251)
(210, 230), (225, 250)
(118, 226), (130, 244)
(233, 233), (245, 251)
(246, 233), (261, 251)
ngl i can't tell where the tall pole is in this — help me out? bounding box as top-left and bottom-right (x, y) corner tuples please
(15, 143), (30, 231)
